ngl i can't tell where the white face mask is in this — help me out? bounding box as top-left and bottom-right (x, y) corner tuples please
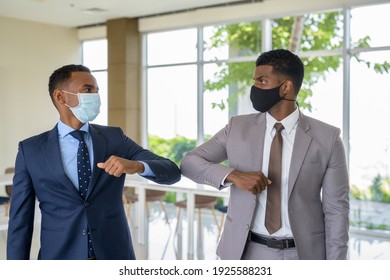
(62, 91), (101, 123)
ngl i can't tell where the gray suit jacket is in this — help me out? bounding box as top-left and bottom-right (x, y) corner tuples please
(180, 112), (349, 260)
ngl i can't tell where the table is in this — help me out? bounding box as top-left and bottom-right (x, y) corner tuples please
(125, 174), (229, 259)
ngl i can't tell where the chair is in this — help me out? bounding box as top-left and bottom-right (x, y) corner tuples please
(0, 167), (14, 217)
(0, 196), (10, 217)
(174, 195), (221, 239)
(215, 205), (228, 239)
(122, 188), (169, 226)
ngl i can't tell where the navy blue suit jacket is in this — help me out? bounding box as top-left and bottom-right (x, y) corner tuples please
(7, 124), (181, 260)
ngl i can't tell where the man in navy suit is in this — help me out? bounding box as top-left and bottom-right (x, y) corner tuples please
(7, 64), (181, 260)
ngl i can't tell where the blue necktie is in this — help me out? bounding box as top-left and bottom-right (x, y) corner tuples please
(70, 130), (95, 259)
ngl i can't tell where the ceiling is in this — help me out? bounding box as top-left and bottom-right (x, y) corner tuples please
(0, 0), (259, 28)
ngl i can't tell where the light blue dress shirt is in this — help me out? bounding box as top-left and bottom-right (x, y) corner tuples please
(57, 120), (154, 190)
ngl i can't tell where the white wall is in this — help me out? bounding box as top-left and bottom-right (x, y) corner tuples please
(0, 16), (80, 175)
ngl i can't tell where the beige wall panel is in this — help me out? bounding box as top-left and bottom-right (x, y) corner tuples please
(0, 16), (79, 177)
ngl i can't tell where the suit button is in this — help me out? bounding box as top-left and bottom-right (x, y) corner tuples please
(82, 229), (87, 235)
(84, 201), (90, 207)
(246, 224), (250, 230)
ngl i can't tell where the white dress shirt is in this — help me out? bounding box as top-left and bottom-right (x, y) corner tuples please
(251, 109), (300, 238)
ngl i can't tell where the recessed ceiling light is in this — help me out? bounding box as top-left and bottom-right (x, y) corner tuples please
(83, 8), (108, 14)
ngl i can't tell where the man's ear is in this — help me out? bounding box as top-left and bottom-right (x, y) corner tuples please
(283, 80), (294, 94)
(53, 89), (65, 105)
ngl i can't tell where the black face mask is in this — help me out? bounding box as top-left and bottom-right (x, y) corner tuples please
(250, 81), (295, 112)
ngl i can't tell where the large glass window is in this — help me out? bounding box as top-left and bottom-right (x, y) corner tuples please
(348, 3), (390, 238)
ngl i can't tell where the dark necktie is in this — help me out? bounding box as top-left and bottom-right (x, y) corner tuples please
(265, 123), (284, 235)
(69, 130), (95, 258)
(70, 130), (91, 199)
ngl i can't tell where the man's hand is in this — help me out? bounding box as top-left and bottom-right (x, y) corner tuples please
(97, 155), (145, 177)
(226, 170), (271, 195)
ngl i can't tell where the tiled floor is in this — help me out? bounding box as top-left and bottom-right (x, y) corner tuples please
(1, 202), (390, 260)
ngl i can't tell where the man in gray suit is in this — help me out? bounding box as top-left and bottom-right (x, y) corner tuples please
(180, 49), (349, 260)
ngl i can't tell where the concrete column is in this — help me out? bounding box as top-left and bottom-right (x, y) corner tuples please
(107, 18), (141, 143)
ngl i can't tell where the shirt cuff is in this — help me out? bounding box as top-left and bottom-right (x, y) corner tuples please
(138, 161), (155, 177)
(221, 172), (233, 187)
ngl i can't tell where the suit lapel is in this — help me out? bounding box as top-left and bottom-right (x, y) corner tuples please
(253, 113), (266, 171)
(288, 113), (312, 197)
(87, 125), (107, 198)
(42, 125), (81, 198)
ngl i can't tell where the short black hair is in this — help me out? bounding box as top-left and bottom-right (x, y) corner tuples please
(256, 49), (304, 94)
(48, 64), (91, 101)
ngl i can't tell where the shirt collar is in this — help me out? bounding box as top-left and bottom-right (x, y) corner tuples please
(266, 108), (300, 135)
(57, 120), (90, 139)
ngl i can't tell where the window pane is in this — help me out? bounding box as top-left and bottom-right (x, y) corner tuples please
(147, 29), (197, 65)
(90, 71), (107, 126)
(351, 3), (390, 48)
(203, 61), (255, 119)
(82, 39), (107, 70)
(203, 63), (229, 136)
(204, 22), (262, 61)
(147, 65), (197, 139)
(272, 11), (343, 51)
(350, 50), (390, 199)
(300, 56), (343, 129)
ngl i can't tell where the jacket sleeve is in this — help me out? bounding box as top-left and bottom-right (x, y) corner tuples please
(180, 121), (234, 190)
(322, 128), (350, 259)
(7, 142), (36, 260)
